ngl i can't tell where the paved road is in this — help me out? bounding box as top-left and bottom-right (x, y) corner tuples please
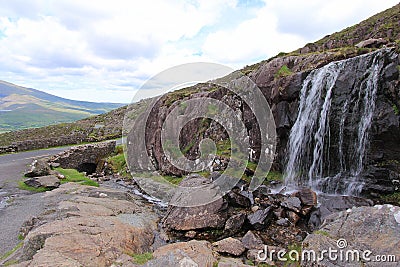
(0, 146), (70, 255)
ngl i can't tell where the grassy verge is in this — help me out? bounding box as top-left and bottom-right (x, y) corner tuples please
(0, 242), (23, 262)
(19, 167), (99, 192)
(18, 181), (51, 192)
(107, 145), (130, 178)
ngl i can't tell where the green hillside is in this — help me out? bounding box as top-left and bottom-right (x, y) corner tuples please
(0, 81), (124, 132)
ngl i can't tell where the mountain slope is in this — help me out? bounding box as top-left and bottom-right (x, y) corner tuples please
(0, 80), (124, 132)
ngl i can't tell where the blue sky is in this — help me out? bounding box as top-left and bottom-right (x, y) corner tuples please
(0, 0), (398, 103)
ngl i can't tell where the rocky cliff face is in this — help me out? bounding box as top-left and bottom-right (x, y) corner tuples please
(128, 46), (399, 197)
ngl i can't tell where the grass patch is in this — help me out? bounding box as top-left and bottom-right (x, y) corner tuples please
(55, 168), (99, 187)
(266, 171), (283, 182)
(129, 252), (153, 265)
(274, 65), (293, 79)
(0, 242), (23, 261)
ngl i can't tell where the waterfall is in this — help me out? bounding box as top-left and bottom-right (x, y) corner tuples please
(284, 50), (386, 195)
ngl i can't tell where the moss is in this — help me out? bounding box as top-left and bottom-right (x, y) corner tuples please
(216, 139), (231, 157)
(162, 175), (183, 185)
(129, 252), (153, 265)
(266, 171), (283, 182)
(393, 104), (399, 115)
(382, 192), (400, 205)
(274, 65), (293, 79)
(181, 139), (196, 155)
(18, 181), (51, 192)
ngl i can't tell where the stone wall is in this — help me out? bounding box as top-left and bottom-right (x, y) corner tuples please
(0, 134), (118, 154)
(49, 141), (116, 174)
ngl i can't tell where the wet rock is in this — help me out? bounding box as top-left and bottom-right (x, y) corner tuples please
(24, 159), (51, 178)
(281, 196), (302, 213)
(308, 195), (373, 230)
(227, 190), (251, 207)
(224, 213), (246, 234)
(213, 237), (246, 256)
(49, 162), (60, 169)
(276, 218), (290, 227)
(253, 185), (271, 197)
(241, 230), (264, 250)
(247, 207), (273, 230)
(303, 205), (400, 267)
(147, 240), (217, 267)
(24, 175), (60, 189)
(292, 188), (317, 206)
(286, 211), (301, 225)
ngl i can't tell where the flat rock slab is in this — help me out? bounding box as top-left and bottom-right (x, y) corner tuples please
(7, 183), (159, 267)
(24, 175), (60, 189)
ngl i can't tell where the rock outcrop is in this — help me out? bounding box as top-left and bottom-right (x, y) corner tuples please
(302, 204), (400, 267)
(9, 183), (159, 267)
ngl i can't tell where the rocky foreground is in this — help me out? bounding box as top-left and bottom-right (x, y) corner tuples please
(1, 141), (398, 267)
(2, 177), (399, 267)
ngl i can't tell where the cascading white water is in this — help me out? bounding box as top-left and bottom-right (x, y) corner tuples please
(284, 50), (386, 195)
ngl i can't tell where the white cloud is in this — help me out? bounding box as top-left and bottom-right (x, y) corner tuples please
(0, 0), (397, 102)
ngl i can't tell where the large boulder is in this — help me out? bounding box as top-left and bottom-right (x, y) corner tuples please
(162, 175), (228, 231)
(303, 204), (400, 267)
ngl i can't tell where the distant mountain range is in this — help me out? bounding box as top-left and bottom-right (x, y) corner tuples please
(0, 80), (124, 132)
